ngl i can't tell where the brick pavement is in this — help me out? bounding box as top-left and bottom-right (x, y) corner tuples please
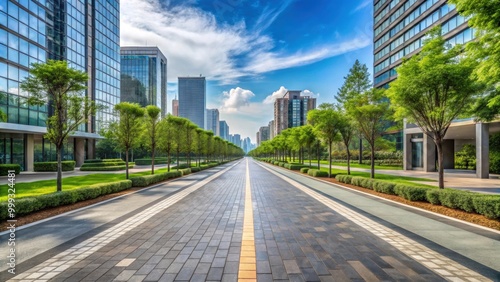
(4, 159), (497, 281)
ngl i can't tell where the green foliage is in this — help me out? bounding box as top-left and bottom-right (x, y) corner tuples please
(394, 184), (430, 201)
(372, 181), (396, 195)
(0, 164), (21, 175)
(335, 174), (354, 184)
(81, 162), (125, 167)
(80, 159), (130, 171)
(426, 189), (441, 205)
(130, 171), (181, 187)
(300, 167), (310, 173)
(34, 161), (75, 172)
(80, 165), (134, 171)
(455, 144), (476, 170)
(190, 167), (201, 172)
(490, 152), (500, 174)
(449, 0), (500, 119)
(307, 169), (329, 177)
(134, 158), (169, 165)
(0, 180), (132, 220)
(179, 168), (192, 176)
(472, 196), (500, 219)
(84, 159), (123, 163)
(335, 59), (371, 107)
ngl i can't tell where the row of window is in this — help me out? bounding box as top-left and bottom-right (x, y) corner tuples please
(374, 28), (475, 85)
(0, 0), (46, 22)
(375, 0), (440, 48)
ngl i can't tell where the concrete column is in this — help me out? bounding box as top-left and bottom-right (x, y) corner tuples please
(75, 138), (85, 167)
(403, 133), (412, 170)
(442, 139), (455, 169)
(25, 134), (34, 172)
(476, 123), (489, 179)
(423, 134), (436, 172)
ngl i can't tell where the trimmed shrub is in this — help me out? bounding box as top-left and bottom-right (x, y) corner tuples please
(473, 196), (500, 219)
(0, 164), (21, 175)
(191, 167), (201, 172)
(34, 161), (76, 172)
(175, 164), (190, 169)
(135, 158), (169, 165)
(288, 164), (307, 170)
(300, 167), (310, 173)
(372, 181), (396, 195)
(307, 169), (329, 177)
(81, 162), (125, 167)
(179, 168), (192, 176)
(84, 158), (122, 163)
(426, 189), (441, 205)
(130, 171), (182, 187)
(0, 180), (132, 220)
(80, 165), (135, 171)
(394, 184), (430, 201)
(335, 175), (354, 184)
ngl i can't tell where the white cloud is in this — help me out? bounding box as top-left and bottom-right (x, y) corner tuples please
(121, 0), (371, 83)
(263, 86), (288, 104)
(221, 87), (255, 112)
(352, 0), (371, 13)
(301, 89), (319, 99)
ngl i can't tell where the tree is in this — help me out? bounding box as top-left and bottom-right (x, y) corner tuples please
(337, 114), (355, 175)
(347, 88), (391, 179)
(96, 127), (120, 159)
(144, 105), (161, 175)
(112, 102), (145, 179)
(336, 60), (372, 164)
(21, 60), (97, 192)
(308, 103), (342, 178)
(386, 28), (482, 188)
(449, 0), (500, 119)
(158, 116), (175, 172)
(301, 125), (317, 167)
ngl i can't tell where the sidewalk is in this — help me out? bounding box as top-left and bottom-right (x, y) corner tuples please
(320, 163), (500, 194)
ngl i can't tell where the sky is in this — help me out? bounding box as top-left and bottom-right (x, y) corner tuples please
(120, 0), (374, 143)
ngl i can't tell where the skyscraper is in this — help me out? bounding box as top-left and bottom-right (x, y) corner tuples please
(268, 120), (275, 140)
(120, 46), (167, 117)
(219, 120), (229, 141)
(172, 98), (179, 116)
(0, 0), (120, 170)
(274, 91), (316, 135)
(206, 109), (220, 136)
(178, 77), (206, 128)
(374, 0), (473, 89)
(258, 126), (270, 146)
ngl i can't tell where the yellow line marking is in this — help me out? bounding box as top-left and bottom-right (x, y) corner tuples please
(238, 159), (257, 281)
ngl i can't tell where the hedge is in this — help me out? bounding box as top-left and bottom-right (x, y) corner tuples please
(130, 171), (182, 187)
(191, 167), (201, 172)
(134, 158), (169, 165)
(84, 159), (123, 163)
(307, 169), (329, 177)
(81, 162), (125, 168)
(300, 167), (310, 173)
(284, 164), (307, 170)
(394, 184), (430, 201)
(80, 164), (135, 171)
(0, 164), (21, 175)
(34, 161), (76, 172)
(0, 180), (132, 220)
(179, 168), (191, 176)
(335, 175), (353, 184)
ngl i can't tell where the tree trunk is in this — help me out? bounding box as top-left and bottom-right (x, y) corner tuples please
(125, 148), (129, 179)
(370, 142), (375, 179)
(308, 146), (312, 167)
(346, 148), (351, 175)
(176, 150), (179, 171)
(167, 150), (171, 172)
(436, 138), (444, 189)
(56, 145), (63, 192)
(151, 146), (155, 175)
(328, 141), (332, 178)
(359, 137), (363, 164)
(317, 142), (320, 169)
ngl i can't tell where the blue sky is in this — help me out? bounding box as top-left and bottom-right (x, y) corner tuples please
(121, 0), (374, 142)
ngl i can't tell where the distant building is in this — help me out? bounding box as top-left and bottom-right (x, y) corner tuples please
(269, 120), (275, 139)
(256, 132), (260, 147)
(178, 77), (206, 128)
(206, 109), (220, 136)
(242, 137), (253, 154)
(274, 91), (316, 135)
(172, 98), (179, 116)
(258, 126), (270, 146)
(121, 46), (168, 117)
(219, 121), (229, 140)
(230, 134), (241, 148)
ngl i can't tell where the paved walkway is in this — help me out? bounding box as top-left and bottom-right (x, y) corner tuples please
(319, 163), (500, 194)
(1, 158), (499, 281)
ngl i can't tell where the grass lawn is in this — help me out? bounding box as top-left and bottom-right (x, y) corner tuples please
(318, 160), (403, 170)
(0, 167), (176, 201)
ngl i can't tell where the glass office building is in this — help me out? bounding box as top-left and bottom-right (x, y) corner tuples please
(120, 46), (168, 117)
(0, 0), (120, 170)
(373, 0), (474, 88)
(206, 109), (219, 136)
(273, 91), (316, 135)
(178, 77), (206, 129)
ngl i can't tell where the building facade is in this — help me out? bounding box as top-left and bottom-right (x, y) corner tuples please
(374, 0), (499, 178)
(172, 98), (179, 116)
(219, 120), (229, 141)
(268, 120), (275, 140)
(258, 126), (270, 146)
(206, 109), (219, 136)
(274, 91), (316, 135)
(0, 0), (120, 170)
(120, 46), (167, 117)
(178, 77), (206, 129)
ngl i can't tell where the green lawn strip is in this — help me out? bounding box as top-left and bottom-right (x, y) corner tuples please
(0, 167), (179, 201)
(318, 160), (403, 170)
